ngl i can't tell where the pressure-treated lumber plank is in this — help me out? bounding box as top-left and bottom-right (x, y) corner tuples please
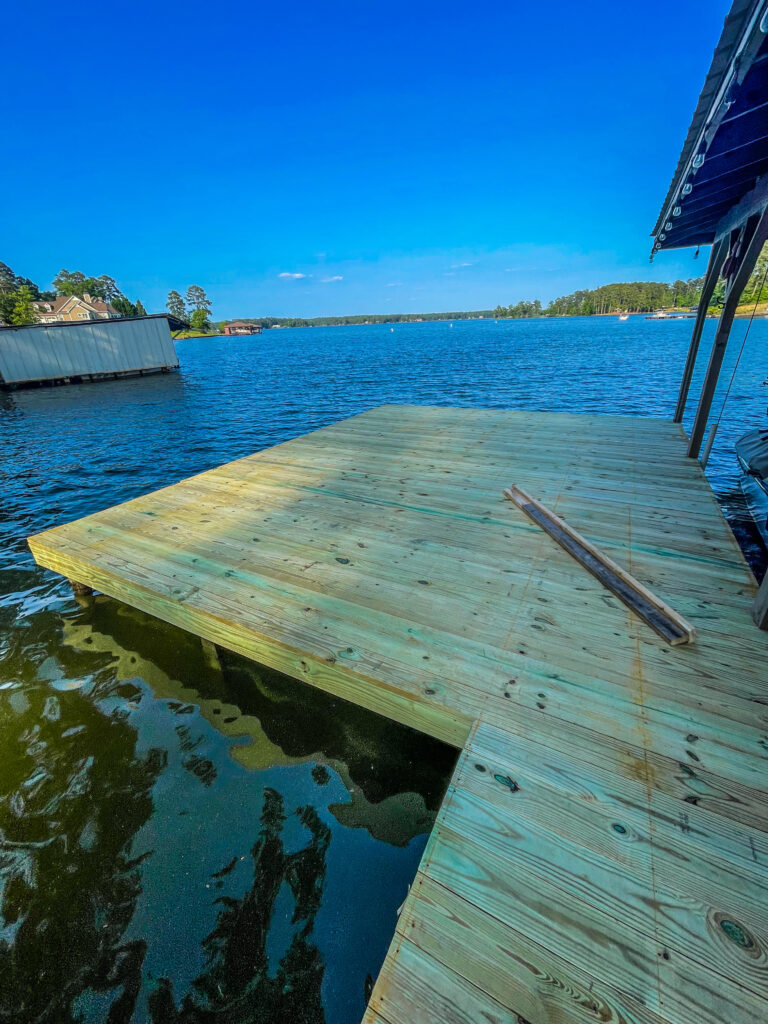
(504, 483), (695, 644)
(394, 873), (671, 1024)
(365, 933), (516, 1024)
(423, 824), (767, 1024)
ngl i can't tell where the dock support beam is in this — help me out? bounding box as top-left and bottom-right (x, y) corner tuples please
(674, 236), (728, 423)
(688, 208), (768, 459)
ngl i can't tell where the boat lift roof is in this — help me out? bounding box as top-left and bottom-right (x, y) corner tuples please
(652, 0), (768, 251)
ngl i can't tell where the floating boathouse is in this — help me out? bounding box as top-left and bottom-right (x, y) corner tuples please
(0, 313), (185, 389)
(26, 2), (768, 1022)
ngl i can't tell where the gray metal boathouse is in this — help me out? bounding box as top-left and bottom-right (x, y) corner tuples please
(0, 313), (185, 389)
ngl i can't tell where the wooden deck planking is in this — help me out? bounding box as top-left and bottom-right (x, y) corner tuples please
(27, 404), (768, 1024)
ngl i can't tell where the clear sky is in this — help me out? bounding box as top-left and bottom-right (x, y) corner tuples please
(3, 1), (730, 318)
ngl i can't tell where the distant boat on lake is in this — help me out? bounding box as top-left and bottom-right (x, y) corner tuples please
(618, 313), (629, 321)
(645, 309), (695, 320)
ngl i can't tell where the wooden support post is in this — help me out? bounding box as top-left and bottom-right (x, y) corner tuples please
(754, 573), (768, 631)
(201, 637), (222, 672)
(69, 579), (94, 597)
(673, 235), (728, 423)
(688, 208), (768, 458)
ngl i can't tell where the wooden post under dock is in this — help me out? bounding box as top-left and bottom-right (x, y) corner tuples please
(68, 579), (94, 597)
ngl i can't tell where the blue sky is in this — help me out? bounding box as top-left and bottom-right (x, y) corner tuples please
(4, 1), (728, 318)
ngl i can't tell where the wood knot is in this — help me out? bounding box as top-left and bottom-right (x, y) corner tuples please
(494, 774), (519, 793)
(715, 914), (756, 951)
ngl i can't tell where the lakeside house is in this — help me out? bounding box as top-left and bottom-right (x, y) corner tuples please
(222, 320), (262, 336)
(32, 293), (119, 323)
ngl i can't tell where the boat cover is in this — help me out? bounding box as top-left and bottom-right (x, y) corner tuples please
(735, 428), (768, 481)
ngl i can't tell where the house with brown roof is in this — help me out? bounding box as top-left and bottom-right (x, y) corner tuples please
(32, 293), (120, 323)
(222, 320), (262, 335)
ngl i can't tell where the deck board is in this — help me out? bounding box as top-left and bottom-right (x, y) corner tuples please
(27, 404), (768, 1024)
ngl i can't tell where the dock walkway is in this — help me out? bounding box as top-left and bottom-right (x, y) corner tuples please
(28, 405), (768, 1024)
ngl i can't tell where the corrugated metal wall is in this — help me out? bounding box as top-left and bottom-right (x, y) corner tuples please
(0, 317), (179, 385)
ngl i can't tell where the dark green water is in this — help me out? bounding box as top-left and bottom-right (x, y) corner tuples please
(2, 315), (767, 1023)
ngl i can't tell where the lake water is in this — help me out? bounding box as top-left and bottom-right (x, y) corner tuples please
(1, 314), (766, 1023)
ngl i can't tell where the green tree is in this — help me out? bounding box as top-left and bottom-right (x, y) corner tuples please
(52, 269), (106, 299)
(742, 243), (768, 306)
(134, 299), (147, 316)
(10, 285), (38, 325)
(189, 308), (211, 332)
(166, 290), (187, 320)
(0, 261), (15, 292)
(185, 285), (211, 316)
(13, 276), (41, 299)
(111, 295), (137, 317)
(96, 275), (121, 302)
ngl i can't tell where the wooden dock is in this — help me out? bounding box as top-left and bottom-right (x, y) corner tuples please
(28, 405), (768, 1024)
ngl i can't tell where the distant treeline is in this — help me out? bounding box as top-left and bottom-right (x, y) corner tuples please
(238, 310), (495, 329)
(493, 252), (768, 319)
(235, 281), (708, 327)
(493, 279), (706, 319)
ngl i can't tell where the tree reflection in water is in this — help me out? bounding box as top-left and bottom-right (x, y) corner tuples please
(0, 613), (164, 1023)
(149, 791), (329, 1023)
(0, 595), (456, 1024)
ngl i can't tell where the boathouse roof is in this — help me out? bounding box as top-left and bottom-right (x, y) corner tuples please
(652, 0), (768, 250)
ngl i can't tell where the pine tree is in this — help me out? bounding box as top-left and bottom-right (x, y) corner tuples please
(111, 295), (136, 318)
(185, 285), (211, 315)
(97, 275), (121, 302)
(0, 262), (17, 293)
(167, 290), (187, 320)
(134, 299), (147, 316)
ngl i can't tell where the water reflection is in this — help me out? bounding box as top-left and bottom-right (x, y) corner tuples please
(0, 594), (454, 1023)
(0, 628), (162, 1022)
(148, 789), (329, 1023)
(62, 598), (450, 846)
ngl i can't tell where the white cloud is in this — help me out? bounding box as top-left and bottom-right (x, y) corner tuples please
(278, 272), (307, 280)
(386, 281), (403, 287)
(450, 262), (473, 269)
(322, 275), (343, 282)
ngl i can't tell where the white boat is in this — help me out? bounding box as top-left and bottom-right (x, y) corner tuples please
(618, 313), (629, 321)
(644, 309), (695, 320)
(736, 427), (768, 550)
